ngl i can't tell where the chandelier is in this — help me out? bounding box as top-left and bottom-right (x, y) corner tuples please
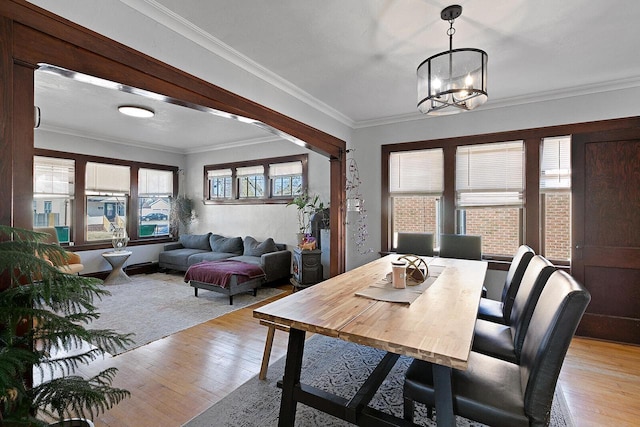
(417, 5), (488, 115)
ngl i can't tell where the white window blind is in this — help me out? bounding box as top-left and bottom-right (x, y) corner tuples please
(456, 141), (524, 207)
(34, 156), (74, 195)
(541, 136), (571, 191)
(207, 168), (232, 178)
(85, 162), (130, 194)
(269, 161), (302, 177)
(139, 168), (173, 196)
(236, 165), (264, 176)
(389, 148), (444, 194)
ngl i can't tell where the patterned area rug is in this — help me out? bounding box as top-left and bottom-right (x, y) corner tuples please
(184, 334), (574, 427)
(89, 273), (283, 355)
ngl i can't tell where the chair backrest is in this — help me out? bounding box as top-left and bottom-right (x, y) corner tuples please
(396, 232), (434, 256)
(439, 234), (482, 260)
(34, 227), (60, 245)
(508, 255), (556, 361)
(500, 245), (535, 320)
(520, 270), (590, 424)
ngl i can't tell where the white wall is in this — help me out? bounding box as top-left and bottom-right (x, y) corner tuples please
(347, 88), (640, 271)
(184, 140), (330, 250)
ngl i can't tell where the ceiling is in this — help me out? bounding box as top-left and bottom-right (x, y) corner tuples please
(34, 0), (640, 153)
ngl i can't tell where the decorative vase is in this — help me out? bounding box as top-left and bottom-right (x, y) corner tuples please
(111, 227), (129, 251)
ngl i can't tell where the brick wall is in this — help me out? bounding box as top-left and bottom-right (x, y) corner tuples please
(393, 196), (438, 234)
(393, 194), (571, 259)
(465, 208), (520, 256)
(544, 193), (571, 260)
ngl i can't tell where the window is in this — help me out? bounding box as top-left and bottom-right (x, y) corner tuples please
(208, 169), (232, 199)
(237, 165), (265, 198)
(204, 154), (307, 204)
(456, 141), (524, 256)
(540, 136), (571, 261)
(382, 127), (578, 263)
(270, 161), (303, 197)
(33, 156), (74, 239)
(138, 168), (173, 237)
(85, 162), (130, 242)
(388, 149), (443, 248)
(34, 150), (178, 248)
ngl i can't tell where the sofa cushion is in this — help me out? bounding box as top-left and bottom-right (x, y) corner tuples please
(188, 251), (236, 265)
(243, 236), (278, 257)
(209, 234), (243, 255)
(159, 248), (210, 267)
(228, 255), (261, 266)
(179, 233), (212, 250)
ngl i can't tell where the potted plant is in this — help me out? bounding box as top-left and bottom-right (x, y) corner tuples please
(0, 226), (132, 426)
(287, 191), (316, 245)
(170, 195), (197, 236)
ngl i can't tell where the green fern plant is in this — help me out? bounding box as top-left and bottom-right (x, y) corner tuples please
(0, 225), (133, 426)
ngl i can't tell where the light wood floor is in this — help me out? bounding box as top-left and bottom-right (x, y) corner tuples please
(76, 283), (640, 427)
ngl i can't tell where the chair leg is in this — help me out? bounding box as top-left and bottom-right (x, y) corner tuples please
(403, 397), (415, 421)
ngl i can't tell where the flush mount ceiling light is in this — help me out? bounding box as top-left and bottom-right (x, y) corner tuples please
(118, 105), (155, 118)
(417, 5), (488, 115)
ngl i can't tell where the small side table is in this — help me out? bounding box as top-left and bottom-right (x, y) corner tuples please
(102, 250), (132, 285)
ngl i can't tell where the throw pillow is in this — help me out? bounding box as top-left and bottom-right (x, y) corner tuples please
(243, 236), (278, 257)
(179, 233), (212, 250)
(209, 234), (243, 255)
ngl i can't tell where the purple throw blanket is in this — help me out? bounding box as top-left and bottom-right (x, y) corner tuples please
(184, 260), (265, 289)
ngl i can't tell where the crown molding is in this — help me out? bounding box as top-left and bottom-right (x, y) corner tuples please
(37, 124), (185, 154)
(36, 124), (284, 155)
(119, 0), (354, 128)
(184, 135), (285, 155)
(352, 75), (640, 129)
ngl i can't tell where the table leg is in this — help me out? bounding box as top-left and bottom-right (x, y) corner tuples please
(278, 327), (306, 427)
(432, 364), (455, 427)
(259, 324), (276, 380)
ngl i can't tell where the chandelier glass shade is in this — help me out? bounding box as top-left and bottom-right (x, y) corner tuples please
(417, 5), (488, 115)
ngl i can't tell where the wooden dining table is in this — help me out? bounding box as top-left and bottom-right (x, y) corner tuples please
(253, 254), (488, 427)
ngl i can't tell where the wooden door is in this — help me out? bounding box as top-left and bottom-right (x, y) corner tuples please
(572, 128), (640, 344)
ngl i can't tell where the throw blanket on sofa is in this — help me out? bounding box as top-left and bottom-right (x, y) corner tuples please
(184, 260), (265, 289)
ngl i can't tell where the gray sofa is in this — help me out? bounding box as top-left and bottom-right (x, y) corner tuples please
(159, 233), (291, 283)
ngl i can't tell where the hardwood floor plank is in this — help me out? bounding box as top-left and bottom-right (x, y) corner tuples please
(68, 280), (639, 427)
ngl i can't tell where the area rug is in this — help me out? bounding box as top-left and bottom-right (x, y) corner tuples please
(184, 334), (574, 427)
(89, 273), (283, 355)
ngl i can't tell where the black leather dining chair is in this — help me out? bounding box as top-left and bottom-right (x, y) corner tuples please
(439, 233), (486, 296)
(477, 245), (535, 324)
(472, 255), (556, 364)
(404, 269), (590, 427)
(396, 232), (434, 256)
(438, 234), (482, 260)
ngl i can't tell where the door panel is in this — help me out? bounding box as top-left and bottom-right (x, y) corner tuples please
(572, 129), (640, 344)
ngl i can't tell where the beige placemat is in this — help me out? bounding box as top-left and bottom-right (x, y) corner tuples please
(355, 265), (445, 304)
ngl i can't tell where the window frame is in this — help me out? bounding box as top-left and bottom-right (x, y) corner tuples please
(203, 154), (307, 205)
(34, 148), (178, 250)
(381, 127), (580, 265)
(137, 168), (174, 238)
